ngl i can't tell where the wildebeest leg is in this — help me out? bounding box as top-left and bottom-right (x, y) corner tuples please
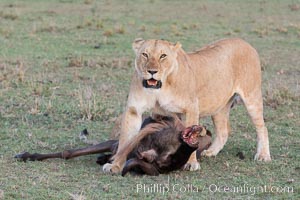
(15, 140), (118, 162)
(122, 158), (159, 176)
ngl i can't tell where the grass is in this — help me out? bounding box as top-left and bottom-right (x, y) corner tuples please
(0, 0), (299, 199)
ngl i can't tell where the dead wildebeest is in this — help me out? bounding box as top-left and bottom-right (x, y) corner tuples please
(15, 115), (212, 176)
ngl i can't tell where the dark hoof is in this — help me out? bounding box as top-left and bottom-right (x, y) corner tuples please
(121, 168), (129, 177)
(14, 152), (31, 162)
(96, 154), (112, 165)
(236, 152), (245, 160)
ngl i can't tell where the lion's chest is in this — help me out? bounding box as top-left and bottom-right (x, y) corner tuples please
(157, 93), (186, 113)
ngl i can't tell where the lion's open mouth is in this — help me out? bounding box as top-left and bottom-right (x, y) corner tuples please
(143, 78), (162, 89)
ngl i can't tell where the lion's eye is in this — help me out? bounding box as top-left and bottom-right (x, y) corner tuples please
(160, 54), (167, 59)
(142, 53), (148, 59)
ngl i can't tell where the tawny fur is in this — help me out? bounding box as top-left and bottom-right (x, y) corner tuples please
(103, 38), (271, 174)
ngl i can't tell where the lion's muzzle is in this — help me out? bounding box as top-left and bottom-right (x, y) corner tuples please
(143, 78), (162, 89)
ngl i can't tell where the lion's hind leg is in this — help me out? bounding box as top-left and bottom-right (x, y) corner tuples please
(239, 89), (271, 161)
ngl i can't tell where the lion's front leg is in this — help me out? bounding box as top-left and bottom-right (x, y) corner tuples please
(103, 106), (143, 174)
(183, 110), (201, 171)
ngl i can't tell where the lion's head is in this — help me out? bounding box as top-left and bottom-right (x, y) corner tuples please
(132, 39), (182, 89)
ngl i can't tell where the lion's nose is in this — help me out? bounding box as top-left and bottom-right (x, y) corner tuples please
(148, 70), (158, 75)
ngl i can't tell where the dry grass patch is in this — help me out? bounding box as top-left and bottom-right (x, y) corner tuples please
(67, 56), (131, 69)
(264, 86), (299, 109)
(103, 29), (114, 37)
(76, 86), (103, 120)
(0, 60), (27, 87)
(288, 4), (300, 11)
(0, 11), (19, 20)
(115, 25), (125, 34)
(68, 56), (85, 68)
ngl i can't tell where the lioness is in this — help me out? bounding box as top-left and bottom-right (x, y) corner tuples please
(103, 38), (271, 174)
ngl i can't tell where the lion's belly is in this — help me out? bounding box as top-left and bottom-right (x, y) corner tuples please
(197, 94), (233, 116)
(158, 94), (232, 117)
(193, 60), (236, 116)
(157, 83), (235, 117)
(197, 79), (236, 116)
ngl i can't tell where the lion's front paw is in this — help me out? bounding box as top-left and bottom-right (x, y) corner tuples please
(201, 149), (216, 157)
(254, 152), (271, 162)
(102, 163), (121, 174)
(183, 161), (200, 171)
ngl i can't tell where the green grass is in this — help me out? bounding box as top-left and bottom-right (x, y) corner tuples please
(0, 0), (299, 199)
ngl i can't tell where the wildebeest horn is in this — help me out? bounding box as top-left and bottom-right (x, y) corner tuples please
(200, 127), (207, 136)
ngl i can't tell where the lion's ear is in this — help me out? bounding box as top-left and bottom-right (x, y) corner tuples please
(172, 42), (182, 52)
(132, 38), (145, 54)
